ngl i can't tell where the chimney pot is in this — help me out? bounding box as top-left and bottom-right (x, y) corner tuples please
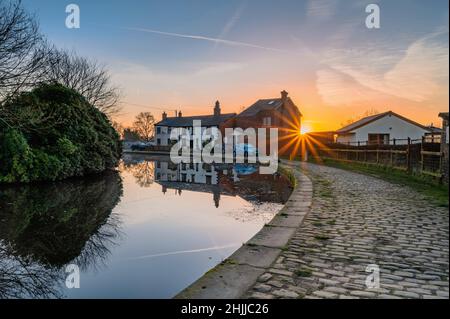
(214, 100), (221, 116)
(281, 90), (288, 101)
(162, 112), (167, 120)
(178, 111), (182, 118)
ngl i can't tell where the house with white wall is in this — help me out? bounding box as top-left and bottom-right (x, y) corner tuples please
(154, 101), (236, 147)
(335, 111), (432, 145)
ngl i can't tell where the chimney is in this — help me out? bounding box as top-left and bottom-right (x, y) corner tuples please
(214, 100), (221, 116)
(178, 111), (182, 118)
(281, 90), (288, 101)
(162, 111), (167, 120)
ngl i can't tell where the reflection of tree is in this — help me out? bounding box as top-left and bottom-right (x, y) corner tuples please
(123, 161), (155, 187)
(0, 243), (64, 299)
(0, 171), (123, 298)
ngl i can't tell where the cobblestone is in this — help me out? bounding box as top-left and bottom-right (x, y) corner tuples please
(244, 163), (449, 299)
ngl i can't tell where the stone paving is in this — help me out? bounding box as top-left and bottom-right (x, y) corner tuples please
(245, 162), (449, 299)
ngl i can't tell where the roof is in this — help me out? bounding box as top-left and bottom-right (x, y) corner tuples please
(155, 113), (236, 127)
(336, 111), (431, 134)
(238, 98), (284, 117)
(426, 126), (443, 133)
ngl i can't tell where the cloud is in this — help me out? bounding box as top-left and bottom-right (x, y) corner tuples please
(316, 29), (449, 105)
(316, 68), (380, 105)
(123, 26), (286, 53)
(307, 0), (338, 19)
(194, 62), (246, 76)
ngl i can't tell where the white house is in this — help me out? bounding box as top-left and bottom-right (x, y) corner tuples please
(335, 111), (432, 145)
(154, 101), (236, 147)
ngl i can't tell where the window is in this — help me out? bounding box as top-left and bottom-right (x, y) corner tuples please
(368, 134), (390, 145)
(156, 127), (161, 134)
(157, 138), (161, 145)
(263, 117), (272, 126)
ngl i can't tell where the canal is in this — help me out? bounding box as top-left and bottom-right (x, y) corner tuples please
(0, 154), (292, 298)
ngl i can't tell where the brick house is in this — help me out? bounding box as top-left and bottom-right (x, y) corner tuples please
(221, 90), (302, 156)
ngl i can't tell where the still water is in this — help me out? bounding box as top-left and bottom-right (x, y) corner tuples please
(0, 154), (292, 299)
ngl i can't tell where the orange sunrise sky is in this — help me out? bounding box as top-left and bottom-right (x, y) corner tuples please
(25, 0), (449, 131)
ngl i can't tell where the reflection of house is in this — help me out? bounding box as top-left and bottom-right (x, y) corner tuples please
(335, 111), (432, 145)
(154, 102), (236, 146)
(155, 161), (218, 185)
(222, 90), (302, 156)
(154, 159), (292, 208)
(155, 160), (221, 207)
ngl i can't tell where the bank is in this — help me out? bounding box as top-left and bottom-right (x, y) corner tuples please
(175, 161), (312, 299)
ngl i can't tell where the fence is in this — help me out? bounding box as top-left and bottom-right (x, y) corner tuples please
(311, 137), (444, 181)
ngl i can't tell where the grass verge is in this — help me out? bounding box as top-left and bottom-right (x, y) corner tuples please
(310, 158), (449, 208)
(278, 165), (297, 188)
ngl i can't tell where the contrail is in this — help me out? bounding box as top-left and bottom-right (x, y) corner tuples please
(123, 27), (286, 53)
(129, 243), (241, 260)
(214, 1), (247, 50)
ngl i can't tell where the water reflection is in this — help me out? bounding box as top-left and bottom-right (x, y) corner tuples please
(0, 171), (123, 298)
(0, 155), (292, 299)
(123, 154), (292, 208)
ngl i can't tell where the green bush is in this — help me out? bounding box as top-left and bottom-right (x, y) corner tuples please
(0, 83), (121, 183)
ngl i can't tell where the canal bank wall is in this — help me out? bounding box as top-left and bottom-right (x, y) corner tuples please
(175, 162), (312, 299)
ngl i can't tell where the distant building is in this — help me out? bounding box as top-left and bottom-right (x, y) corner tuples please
(335, 111), (432, 145)
(439, 112), (449, 184)
(222, 90), (302, 156)
(154, 90), (302, 156)
(305, 131), (335, 145)
(154, 102), (236, 146)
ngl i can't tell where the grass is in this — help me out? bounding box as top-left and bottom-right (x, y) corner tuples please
(295, 268), (313, 277)
(278, 166), (297, 188)
(314, 234), (330, 241)
(310, 158), (449, 208)
(318, 190), (333, 198)
(312, 222), (324, 227)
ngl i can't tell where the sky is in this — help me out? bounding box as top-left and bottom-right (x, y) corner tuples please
(22, 0), (449, 131)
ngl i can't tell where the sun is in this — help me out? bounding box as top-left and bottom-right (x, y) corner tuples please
(300, 124), (312, 135)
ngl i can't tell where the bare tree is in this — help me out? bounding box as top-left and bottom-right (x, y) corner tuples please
(132, 112), (156, 141)
(0, 0), (47, 101)
(112, 121), (125, 139)
(0, 1), (121, 117)
(41, 48), (121, 116)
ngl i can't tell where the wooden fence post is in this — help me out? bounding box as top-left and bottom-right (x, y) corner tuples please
(407, 137), (411, 173)
(390, 148), (394, 167)
(421, 136), (425, 173)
